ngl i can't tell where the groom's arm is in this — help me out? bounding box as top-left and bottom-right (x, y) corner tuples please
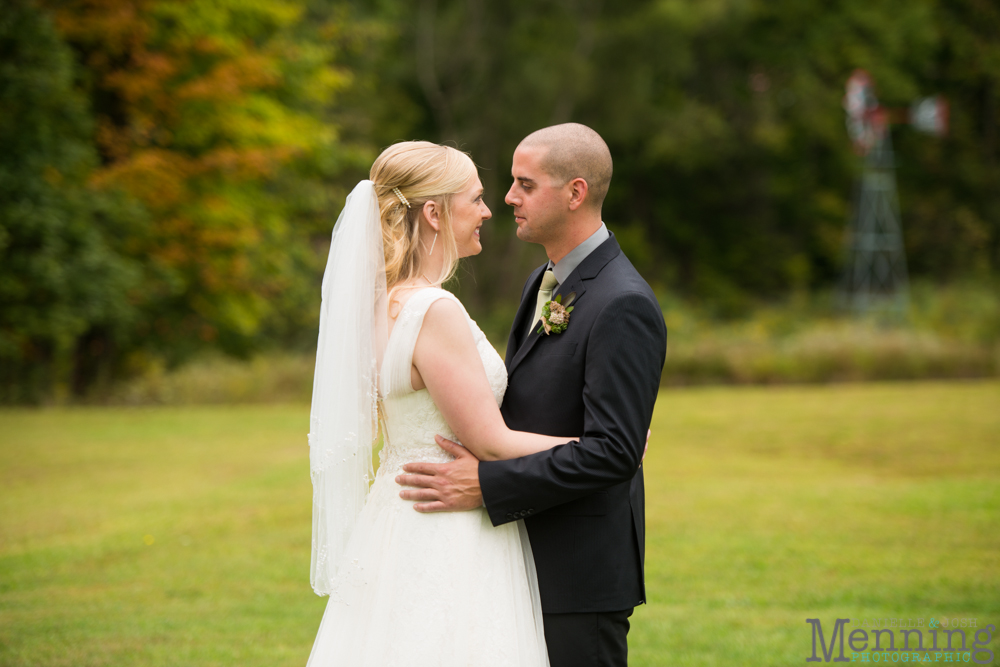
(479, 290), (667, 526)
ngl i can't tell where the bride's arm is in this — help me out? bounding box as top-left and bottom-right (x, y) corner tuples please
(411, 298), (570, 462)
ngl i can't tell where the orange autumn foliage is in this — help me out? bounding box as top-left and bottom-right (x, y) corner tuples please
(45, 0), (344, 352)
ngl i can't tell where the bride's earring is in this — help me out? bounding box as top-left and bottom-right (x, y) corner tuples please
(427, 232), (438, 256)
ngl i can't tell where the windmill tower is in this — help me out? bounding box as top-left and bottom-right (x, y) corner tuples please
(839, 70), (948, 316)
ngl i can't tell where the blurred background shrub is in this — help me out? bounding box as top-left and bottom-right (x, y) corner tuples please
(98, 281), (998, 405)
(2, 0), (998, 402)
(658, 280), (999, 386)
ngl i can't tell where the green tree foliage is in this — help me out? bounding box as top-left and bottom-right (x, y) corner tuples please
(0, 1), (143, 402)
(354, 0), (999, 315)
(46, 0), (354, 359)
(898, 0), (1000, 280)
(3, 0), (998, 401)
(2, 0), (363, 401)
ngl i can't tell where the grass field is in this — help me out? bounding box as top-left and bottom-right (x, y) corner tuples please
(1, 382), (998, 666)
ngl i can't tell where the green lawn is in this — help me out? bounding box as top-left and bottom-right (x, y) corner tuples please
(1, 382), (998, 666)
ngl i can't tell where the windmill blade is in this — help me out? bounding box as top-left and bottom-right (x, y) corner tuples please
(909, 96), (949, 136)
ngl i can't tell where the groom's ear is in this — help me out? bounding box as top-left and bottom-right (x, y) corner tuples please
(422, 200), (441, 231)
(567, 177), (589, 211)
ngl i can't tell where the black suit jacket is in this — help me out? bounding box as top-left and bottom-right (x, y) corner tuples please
(479, 233), (667, 614)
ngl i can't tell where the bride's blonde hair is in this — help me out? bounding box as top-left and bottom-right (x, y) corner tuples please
(370, 141), (477, 303)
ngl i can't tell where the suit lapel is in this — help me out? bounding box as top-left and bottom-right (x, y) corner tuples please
(504, 264), (546, 368)
(508, 278), (589, 375)
(507, 233), (622, 377)
(508, 308), (548, 373)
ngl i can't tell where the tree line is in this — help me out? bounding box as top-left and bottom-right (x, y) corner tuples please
(1, 0), (997, 401)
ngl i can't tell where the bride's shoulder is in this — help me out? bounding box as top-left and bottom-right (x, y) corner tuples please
(393, 286), (464, 316)
(421, 289), (469, 327)
(402, 289), (472, 338)
(423, 296), (468, 335)
(389, 287), (470, 338)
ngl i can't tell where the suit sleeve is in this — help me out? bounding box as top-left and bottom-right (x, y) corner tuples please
(480, 290), (667, 526)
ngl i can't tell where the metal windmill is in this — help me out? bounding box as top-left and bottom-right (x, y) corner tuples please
(839, 69), (948, 315)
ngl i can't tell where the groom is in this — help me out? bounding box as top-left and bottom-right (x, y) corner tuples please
(397, 123), (667, 666)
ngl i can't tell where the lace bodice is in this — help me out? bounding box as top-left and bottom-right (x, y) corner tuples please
(377, 288), (507, 474)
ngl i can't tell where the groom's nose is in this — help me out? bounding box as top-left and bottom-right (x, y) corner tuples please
(505, 184), (518, 207)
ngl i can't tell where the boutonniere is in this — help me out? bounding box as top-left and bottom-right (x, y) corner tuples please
(537, 292), (576, 335)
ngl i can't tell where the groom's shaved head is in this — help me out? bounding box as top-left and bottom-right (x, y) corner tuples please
(519, 123), (613, 209)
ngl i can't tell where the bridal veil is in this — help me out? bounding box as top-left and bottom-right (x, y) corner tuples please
(308, 180), (388, 596)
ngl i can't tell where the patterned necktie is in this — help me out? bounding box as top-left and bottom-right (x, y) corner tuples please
(530, 269), (558, 334)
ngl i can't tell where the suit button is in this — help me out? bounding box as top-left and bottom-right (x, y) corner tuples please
(505, 513), (513, 520)
(527, 509), (534, 515)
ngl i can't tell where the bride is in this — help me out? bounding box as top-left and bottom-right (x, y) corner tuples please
(305, 141), (572, 666)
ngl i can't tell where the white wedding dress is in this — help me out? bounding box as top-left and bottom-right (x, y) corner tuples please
(306, 288), (549, 667)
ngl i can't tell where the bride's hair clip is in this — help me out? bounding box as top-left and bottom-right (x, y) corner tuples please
(392, 187), (411, 209)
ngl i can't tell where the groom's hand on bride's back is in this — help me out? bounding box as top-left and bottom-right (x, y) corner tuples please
(396, 435), (484, 512)
(398, 427), (648, 511)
